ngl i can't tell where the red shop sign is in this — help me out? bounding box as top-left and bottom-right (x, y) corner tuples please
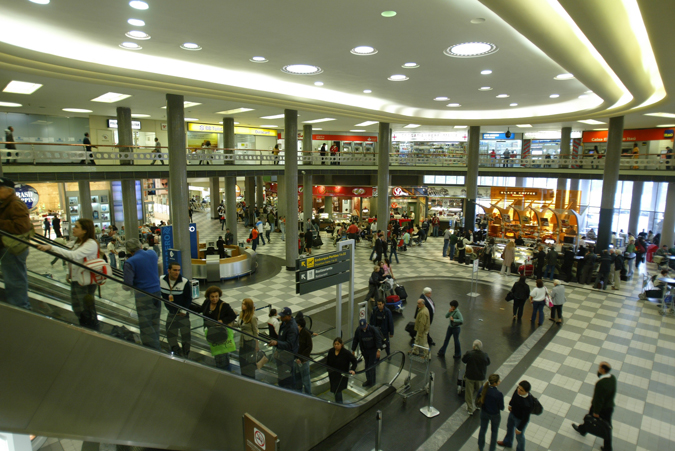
(582, 128), (675, 143)
(276, 133), (378, 142)
(268, 183), (374, 197)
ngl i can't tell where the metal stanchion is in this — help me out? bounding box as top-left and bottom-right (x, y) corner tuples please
(420, 371), (440, 418)
(371, 410), (383, 451)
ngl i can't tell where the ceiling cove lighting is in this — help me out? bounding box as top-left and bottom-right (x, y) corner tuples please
(355, 121), (378, 126)
(250, 56), (268, 63)
(644, 112), (675, 118)
(554, 73), (574, 80)
(216, 108), (254, 114)
(510, 103), (518, 107)
(496, 94), (510, 98)
(91, 92), (132, 103)
(549, 94), (560, 98)
(479, 87), (492, 91)
(131, 114), (150, 118)
(126, 30), (150, 40)
(402, 62), (419, 68)
(657, 124), (675, 127)
(454, 126), (468, 129)
(434, 96), (450, 101)
(260, 114), (285, 119)
(350, 46), (378, 56)
(363, 90), (372, 94)
(516, 124), (532, 127)
(129, 1), (148, 10)
(303, 118), (336, 124)
(161, 101), (201, 109)
(259, 125), (278, 128)
(181, 43), (202, 51)
(184, 118), (199, 122)
(447, 103), (461, 107)
(578, 95), (588, 99)
(577, 119), (606, 124)
(388, 74), (408, 81)
(29, 0), (50, 4)
(3, 81), (42, 94)
(350, 129), (366, 132)
(314, 81), (324, 86)
(62, 108), (92, 113)
(444, 42), (498, 58)
(0, 101), (22, 107)
(404, 124), (421, 128)
(381, 11), (396, 17)
(480, 70), (492, 75)
(119, 42), (142, 50)
(281, 64), (323, 75)
(127, 19), (145, 26)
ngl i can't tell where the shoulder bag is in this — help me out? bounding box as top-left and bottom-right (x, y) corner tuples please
(205, 303), (230, 345)
(77, 249), (112, 286)
(544, 288), (553, 308)
(1, 226), (36, 255)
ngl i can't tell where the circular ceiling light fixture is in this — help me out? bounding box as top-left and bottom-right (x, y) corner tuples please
(549, 94), (560, 98)
(363, 89), (372, 94)
(119, 42), (142, 50)
(480, 70), (492, 75)
(351, 46), (378, 56)
(470, 18), (486, 24)
(281, 64), (323, 75)
(510, 103), (518, 107)
(129, 1), (149, 10)
(29, 0), (50, 4)
(126, 30), (150, 40)
(388, 74), (409, 81)
(381, 11), (397, 17)
(0, 101), (22, 107)
(478, 86), (492, 91)
(496, 94), (510, 98)
(554, 73), (574, 80)
(314, 81), (324, 86)
(62, 108), (93, 113)
(127, 18), (145, 26)
(180, 43), (202, 51)
(250, 56), (268, 63)
(447, 103), (461, 107)
(444, 42), (498, 58)
(434, 96), (450, 101)
(402, 62), (419, 68)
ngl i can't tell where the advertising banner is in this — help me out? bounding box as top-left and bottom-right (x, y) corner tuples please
(189, 223), (198, 259)
(160, 225), (174, 274)
(14, 184), (39, 210)
(582, 128), (675, 143)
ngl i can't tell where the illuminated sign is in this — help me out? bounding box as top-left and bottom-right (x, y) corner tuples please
(392, 131), (468, 142)
(524, 131), (582, 140)
(107, 119), (141, 130)
(582, 128), (675, 143)
(15, 184), (39, 210)
(187, 123), (277, 136)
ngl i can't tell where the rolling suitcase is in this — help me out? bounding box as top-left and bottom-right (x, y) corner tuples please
(312, 234), (323, 248)
(518, 264), (534, 277)
(395, 284), (408, 301)
(385, 294), (403, 313)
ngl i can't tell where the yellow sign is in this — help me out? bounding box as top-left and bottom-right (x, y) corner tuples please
(187, 123), (277, 136)
(297, 250), (350, 270)
(307, 257), (315, 268)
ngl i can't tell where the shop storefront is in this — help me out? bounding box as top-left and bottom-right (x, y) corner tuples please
(391, 131), (467, 162)
(186, 123), (278, 165)
(480, 132), (522, 163)
(521, 131), (583, 167)
(581, 127), (674, 170)
(389, 186), (428, 223)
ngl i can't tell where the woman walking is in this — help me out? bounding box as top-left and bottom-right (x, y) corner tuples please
(326, 337), (357, 404)
(510, 276), (530, 322)
(500, 240), (515, 275)
(477, 374), (505, 451)
(529, 279), (548, 326)
(237, 298), (259, 379)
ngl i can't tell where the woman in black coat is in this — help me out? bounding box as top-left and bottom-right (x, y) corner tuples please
(326, 337), (357, 404)
(510, 276), (531, 321)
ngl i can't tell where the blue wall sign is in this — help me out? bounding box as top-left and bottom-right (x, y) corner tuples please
(161, 225), (174, 274)
(481, 133), (516, 140)
(167, 249), (182, 274)
(15, 184), (39, 210)
(189, 223), (198, 258)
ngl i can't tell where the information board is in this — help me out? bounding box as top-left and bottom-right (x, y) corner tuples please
(296, 249), (352, 295)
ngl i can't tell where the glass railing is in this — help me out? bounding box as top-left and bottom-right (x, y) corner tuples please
(0, 229), (405, 404)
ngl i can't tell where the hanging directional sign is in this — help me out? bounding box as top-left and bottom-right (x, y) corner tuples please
(296, 249), (352, 295)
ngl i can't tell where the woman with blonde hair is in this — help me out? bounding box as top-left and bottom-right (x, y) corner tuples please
(500, 240), (516, 275)
(237, 297), (259, 379)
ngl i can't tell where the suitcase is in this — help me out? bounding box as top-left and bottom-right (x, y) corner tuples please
(386, 294), (400, 304)
(518, 264), (534, 277)
(405, 321), (416, 338)
(312, 236), (323, 248)
(385, 295), (403, 313)
(395, 284), (408, 300)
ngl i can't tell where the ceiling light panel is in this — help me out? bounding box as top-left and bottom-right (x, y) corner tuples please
(259, 125), (278, 128)
(62, 108), (92, 113)
(454, 126), (468, 129)
(29, 0), (50, 4)
(402, 62), (419, 68)
(129, 1), (148, 10)
(260, 114), (285, 119)
(355, 121), (378, 126)
(444, 42), (498, 58)
(126, 30), (150, 40)
(216, 108), (254, 114)
(577, 119), (606, 124)
(91, 92), (132, 103)
(3, 81), (42, 94)
(314, 81), (324, 86)
(434, 97), (450, 101)
(127, 19), (145, 26)
(644, 112), (675, 118)
(657, 124), (675, 127)
(381, 11), (396, 17)
(516, 124), (532, 127)
(447, 103), (461, 107)
(181, 43), (202, 51)
(554, 73), (574, 80)
(119, 42), (142, 50)
(0, 101), (22, 107)
(131, 114), (150, 118)
(184, 117), (199, 121)
(303, 118), (336, 124)
(496, 94), (510, 98)
(388, 75), (408, 81)
(479, 87), (492, 91)
(404, 124), (421, 128)
(250, 56), (268, 63)
(510, 103), (518, 107)
(549, 94), (560, 98)
(480, 70), (492, 75)
(363, 90), (372, 94)
(350, 129), (366, 132)
(351, 46), (378, 56)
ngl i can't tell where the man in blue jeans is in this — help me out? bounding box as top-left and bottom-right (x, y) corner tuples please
(0, 177), (32, 310)
(498, 381), (535, 451)
(295, 317), (313, 394)
(442, 227), (451, 257)
(437, 300), (463, 358)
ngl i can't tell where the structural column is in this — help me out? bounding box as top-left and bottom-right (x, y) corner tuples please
(660, 182), (675, 253)
(555, 178), (567, 210)
(465, 125), (481, 232)
(256, 175), (264, 208)
(303, 173), (313, 221)
(277, 175), (287, 218)
(209, 177), (220, 219)
(284, 109), (299, 270)
(78, 181), (93, 221)
(560, 126), (572, 169)
(245, 177), (256, 210)
(223, 117), (235, 166)
(121, 180), (138, 239)
(515, 177), (525, 187)
(377, 123), (390, 229)
(223, 118), (237, 243)
(597, 116), (624, 251)
(628, 181), (644, 234)
(568, 179), (580, 210)
(166, 93), (192, 279)
(117, 107), (133, 166)
(303, 124), (313, 165)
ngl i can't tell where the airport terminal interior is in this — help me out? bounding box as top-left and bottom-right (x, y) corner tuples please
(1, 1), (675, 451)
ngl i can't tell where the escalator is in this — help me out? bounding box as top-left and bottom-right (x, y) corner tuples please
(0, 231), (406, 451)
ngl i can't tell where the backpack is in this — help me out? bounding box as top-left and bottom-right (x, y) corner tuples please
(532, 396), (544, 415)
(77, 250), (112, 286)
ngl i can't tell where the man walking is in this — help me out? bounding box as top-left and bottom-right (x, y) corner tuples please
(573, 362), (616, 451)
(448, 229), (458, 261)
(437, 300), (463, 358)
(415, 287), (436, 346)
(352, 318), (382, 388)
(269, 307), (299, 390)
(370, 298), (394, 356)
(413, 298), (430, 357)
(462, 339), (491, 415)
(52, 213), (62, 238)
(81, 132), (97, 165)
(498, 381), (535, 450)
(612, 251), (624, 290)
(150, 137), (165, 165)
(442, 227), (451, 257)
(160, 262), (192, 357)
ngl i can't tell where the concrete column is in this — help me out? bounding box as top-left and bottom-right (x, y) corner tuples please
(515, 177), (525, 187)
(465, 125), (481, 232)
(325, 196), (333, 218)
(597, 116), (624, 251)
(58, 183), (69, 224)
(628, 181), (644, 235)
(277, 175), (287, 218)
(555, 178), (567, 210)
(560, 126), (572, 169)
(245, 177), (256, 210)
(210, 176), (220, 219)
(303, 124), (313, 166)
(117, 107), (133, 166)
(166, 93), (192, 279)
(223, 117), (235, 166)
(78, 181), (93, 220)
(256, 175), (264, 208)
(660, 182), (675, 252)
(303, 173), (313, 221)
(121, 180), (138, 239)
(284, 109), (299, 269)
(568, 178), (580, 210)
(377, 123), (390, 228)
(224, 176), (237, 244)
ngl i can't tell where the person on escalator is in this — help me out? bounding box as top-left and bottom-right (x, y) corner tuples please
(37, 218), (100, 329)
(160, 262), (192, 358)
(268, 307), (299, 390)
(200, 286), (237, 371)
(237, 298), (259, 379)
(326, 337), (357, 404)
(295, 316), (313, 394)
(351, 318), (383, 388)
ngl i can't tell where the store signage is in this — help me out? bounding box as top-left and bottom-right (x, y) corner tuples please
(313, 134), (378, 142)
(392, 131), (468, 142)
(523, 131), (582, 140)
(582, 128), (675, 143)
(269, 184), (373, 197)
(189, 223), (198, 258)
(243, 413), (278, 451)
(186, 123), (277, 136)
(167, 249), (182, 274)
(391, 186), (428, 197)
(427, 186), (491, 199)
(107, 119), (141, 130)
(482, 133), (516, 140)
(161, 226), (174, 275)
(491, 187), (555, 201)
(14, 184), (39, 210)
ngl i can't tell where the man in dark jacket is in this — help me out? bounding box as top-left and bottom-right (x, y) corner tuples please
(414, 287), (436, 346)
(561, 246), (575, 282)
(573, 362), (617, 451)
(269, 307), (299, 389)
(0, 177), (32, 310)
(498, 381), (535, 449)
(462, 339), (491, 415)
(160, 262), (193, 357)
(544, 246), (558, 280)
(580, 250), (597, 284)
(612, 252), (624, 290)
(4, 126), (16, 163)
(224, 228), (234, 245)
(535, 246), (546, 280)
(352, 318), (383, 387)
(594, 249), (612, 290)
(52, 214), (62, 238)
(295, 317), (313, 394)
(370, 299), (394, 356)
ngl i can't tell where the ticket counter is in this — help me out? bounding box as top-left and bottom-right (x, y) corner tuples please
(191, 244), (257, 280)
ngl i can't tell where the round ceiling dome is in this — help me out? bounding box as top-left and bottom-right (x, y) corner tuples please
(444, 42), (498, 58)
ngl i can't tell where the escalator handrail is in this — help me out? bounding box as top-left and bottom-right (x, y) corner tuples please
(4, 229), (387, 381)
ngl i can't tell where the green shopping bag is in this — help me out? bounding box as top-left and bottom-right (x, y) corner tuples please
(206, 326), (236, 356)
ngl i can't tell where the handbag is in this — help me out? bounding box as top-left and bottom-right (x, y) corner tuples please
(205, 304), (230, 345)
(544, 288), (553, 308)
(207, 327), (236, 355)
(581, 413), (611, 439)
(1, 226), (35, 255)
(505, 291), (514, 302)
(77, 250), (112, 286)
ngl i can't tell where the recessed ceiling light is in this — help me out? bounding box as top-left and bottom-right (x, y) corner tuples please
(644, 112), (675, 118)
(549, 94), (560, 98)
(454, 126), (468, 129)
(282, 64), (323, 75)
(480, 70), (492, 75)
(160, 101), (201, 109)
(578, 95), (588, 99)
(0, 101), (22, 107)
(303, 118), (336, 124)
(29, 0), (50, 4)
(388, 74), (409, 81)
(91, 92), (132, 103)
(434, 96), (450, 101)
(479, 87), (492, 91)
(447, 103), (461, 107)
(313, 128), (322, 131)
(261, 114), (285, 119)
(516, 124), (532, 128)
(314, 81), (324, 86)
(62, 108), (93, 113)
(510, 103), (518, 107)
(657, 124), (675, 127)
(444, 42), (498, 58)
(351, 46), (378, 56)
(404, 124), (421, 128)
(402, 62), (419, 68)
(260, 125), (278, 128)
(496, 94), (510, 98)
(554, 73), (574, 80)
(350, 129), (366, 132)
(119, 42), (142, 50)
(3, 81), (42, 94)
(250, 56), (268, 63)
(355, 121), (378, 126)
(127, 18), (145, 26)
(216, 108), (255, 115)
(126, 30), (150, 40)
(577, 119), (606, 124)
(184, 118), (199, 122)
(180, 43), (202, 51)
(593, 128), (608, 131)
(363, 89), (372, 94)
(381, 11), (397, 17)
(129, 1), (148, 10)
(131, 114), (151, 118)
(470, 18), (486, 24)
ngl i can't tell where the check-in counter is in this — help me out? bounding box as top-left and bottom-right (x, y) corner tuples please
(191, 245), (257, 280)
